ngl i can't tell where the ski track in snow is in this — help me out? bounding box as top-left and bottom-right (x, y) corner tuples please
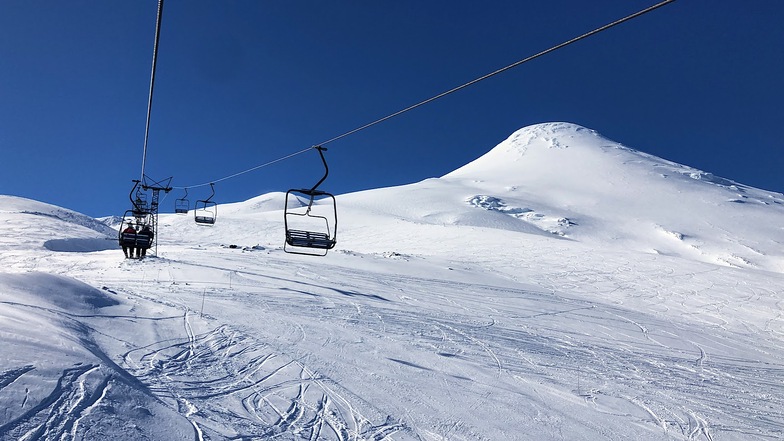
(111, 285), (405, 441)
(0, 364), (110, 441)
(68, 248), (780, 440)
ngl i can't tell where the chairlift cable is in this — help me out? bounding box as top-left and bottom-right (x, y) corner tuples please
(170, 0), (675, 189)
(317, 0), (676, 147)
(172, 145), (315, 190)
(140, 0), (165, 184)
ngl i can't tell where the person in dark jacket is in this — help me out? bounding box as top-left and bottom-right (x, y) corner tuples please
(137, 225), (153, 258)
(121, 224), (137, 258)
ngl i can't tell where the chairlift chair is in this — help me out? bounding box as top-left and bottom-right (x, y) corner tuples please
(284, 191), (337, 255)
(174, 188), (190, 214)
(118, 210), (153, 252)
(132, 184), (149, 217)
(132, 196), (150, 218)
(283, 146), (337, 256)
(194, 183), (217, 225)
(118, 179), (160, 255)
(125, 180), (150, 220)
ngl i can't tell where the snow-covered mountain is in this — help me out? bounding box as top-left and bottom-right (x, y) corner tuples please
(1, 123), (782, 440)
(342, 122), (784, 271)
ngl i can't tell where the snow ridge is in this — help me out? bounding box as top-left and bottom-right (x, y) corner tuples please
(467, 195), (575, 236)
(0, 195), (115, 237)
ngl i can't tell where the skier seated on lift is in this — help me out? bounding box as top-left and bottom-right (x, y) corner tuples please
(121, 224), (137, 258)
(137, 225), (154, 258)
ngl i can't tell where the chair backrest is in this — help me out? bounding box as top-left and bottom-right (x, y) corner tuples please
(119, 232), (137, 247)
(135, 234), (152, 248)
(195, 215), (215, 225)
(119, 231), (153, 249)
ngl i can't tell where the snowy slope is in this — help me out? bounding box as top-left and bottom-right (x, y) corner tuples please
(341, 122), (784, 272)
(447, 123), (784, 269)
(0, 195), (116, 249)
(1, 123), (783, 440)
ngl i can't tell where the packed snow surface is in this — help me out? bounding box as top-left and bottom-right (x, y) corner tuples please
(1, 123), (782, 440)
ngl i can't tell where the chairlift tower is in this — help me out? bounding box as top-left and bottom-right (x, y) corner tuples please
(141, 177), (172, 256)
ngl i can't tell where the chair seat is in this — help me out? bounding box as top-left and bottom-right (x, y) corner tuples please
(286, 229), (335, 249)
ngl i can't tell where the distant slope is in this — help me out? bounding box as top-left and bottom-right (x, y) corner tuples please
(338, 123), (784, 272)
(0, 195), (116, 252)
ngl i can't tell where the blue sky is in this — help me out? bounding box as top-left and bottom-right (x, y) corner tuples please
(1, 1), (782, 218)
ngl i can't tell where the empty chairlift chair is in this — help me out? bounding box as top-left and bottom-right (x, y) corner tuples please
(132, 189), (149, 218)
(174, 188), (190, 214)
(194, 183), (217, 225)
(284, 146), (337, 256)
